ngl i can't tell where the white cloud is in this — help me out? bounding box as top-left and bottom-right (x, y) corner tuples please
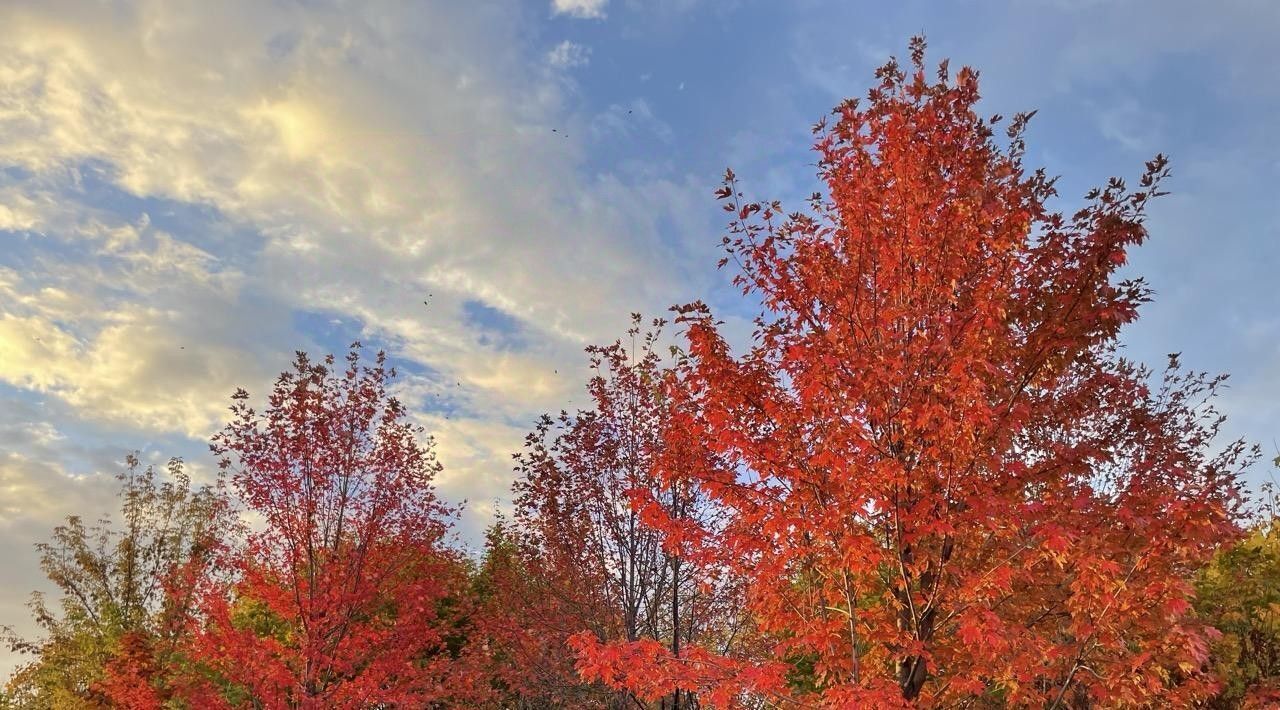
(0, 2), (703, 346)
(0, 219), (270, 440)
(551, 0), (608, 19)
(0, 1), (718, 419)
(547, 39), (591, 69)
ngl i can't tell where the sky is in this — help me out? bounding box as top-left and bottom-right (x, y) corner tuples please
(0, 0), (1277, 677)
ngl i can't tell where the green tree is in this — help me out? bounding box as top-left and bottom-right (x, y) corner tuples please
(3, 454), (231, 708)
(1197, 478), (1280, 708)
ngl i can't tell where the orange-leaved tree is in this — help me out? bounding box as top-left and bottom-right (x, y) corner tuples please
(574, 39), (1251, 708)
(166, 345), (485, 708)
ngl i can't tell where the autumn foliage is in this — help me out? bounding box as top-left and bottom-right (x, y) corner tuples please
(575, 39), (1250, 706)
(170, 349), (483, 707)
(1195, 493), (1280, 709)
(473, 320), (744, 707)
(6, 37), (1273, 710)
(2, 455), (230, 708)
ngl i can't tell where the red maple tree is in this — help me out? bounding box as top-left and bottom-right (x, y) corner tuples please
(575, 39), (1251, 707)
(172, 346), (483, 708)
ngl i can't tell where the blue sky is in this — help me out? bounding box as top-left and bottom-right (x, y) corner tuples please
(0, 0), (1277, 675)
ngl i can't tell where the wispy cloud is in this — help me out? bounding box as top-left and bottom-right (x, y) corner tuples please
(547, 40), (591, 69)
(551, 0), (608, 20)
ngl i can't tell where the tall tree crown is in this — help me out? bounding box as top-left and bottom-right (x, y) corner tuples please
(577, 37), (1250, 707)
